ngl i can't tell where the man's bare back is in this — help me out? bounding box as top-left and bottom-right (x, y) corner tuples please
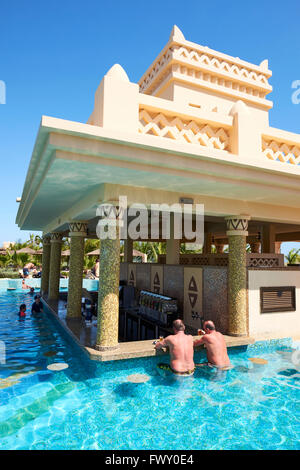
(194, 321), (230, 367)
(155, 320), (195, 374)
(164, 332), (195, 372)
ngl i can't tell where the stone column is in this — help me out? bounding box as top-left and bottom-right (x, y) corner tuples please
(67, 222), (88, 318)
(123, 238), (133, 263)
(203, 232), (212, 254)
(41, 235), (51, 295)
(225, 215), (250, 336)
(275, 242), (282, 254)
(96, 211), (120, 351)
(48, 232), (63, 300)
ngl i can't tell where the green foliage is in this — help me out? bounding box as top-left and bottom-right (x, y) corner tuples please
(285, 248), (300, 265)
(84, 239), (100, 254)
(180, 243), (202, 254)
(83, 256), (96, 271)
(0, 269), (20, 279)
(133, 241), (166, 263)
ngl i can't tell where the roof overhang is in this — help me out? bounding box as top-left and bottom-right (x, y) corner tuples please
(16, 115), (300, 234)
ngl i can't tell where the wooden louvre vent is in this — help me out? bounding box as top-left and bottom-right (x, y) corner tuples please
(260, 286), (296, 313)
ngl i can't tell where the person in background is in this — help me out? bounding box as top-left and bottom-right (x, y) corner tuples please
(22, 279), (30, 289)
(95, 259), (99, 278)
(23, 267), (29, 277)
(18, 304), (27, 318)
(31, 295), (43, 314)
(23, 262), (34, 278)
(28, 287), (35, 295)
(81, 296), (86, 316)
(84, 299), (93, 324)
(193, 320), (231, 369)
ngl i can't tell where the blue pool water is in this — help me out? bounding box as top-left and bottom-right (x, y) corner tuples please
(1, 278), (99, 292)
(0, 286), (299, 450)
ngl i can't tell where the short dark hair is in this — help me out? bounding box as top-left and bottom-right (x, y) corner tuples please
(19, 304), (26, 311)
(173, 319), (185, 331)
(204, 320), (216, 331)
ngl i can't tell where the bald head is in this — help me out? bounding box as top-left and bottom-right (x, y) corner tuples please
(173, 319), (185, 332)
(203, 320), (216, 331)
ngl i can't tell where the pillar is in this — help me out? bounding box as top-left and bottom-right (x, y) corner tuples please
(96, 221), (120, 351)
(124, 238), (133, 263)
(41, 234), (51, 295)
(275, 241), (282, 254)
(67, 222), (87, 318)
(261, 224), (276, 253)
(203, 232), (212, 254)
(226, 215), (250, 336)
(48, 232), (63, 300)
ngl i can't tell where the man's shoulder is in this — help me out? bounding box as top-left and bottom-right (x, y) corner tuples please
(186, 334), (194, 341)
(165, 334), (175, 343)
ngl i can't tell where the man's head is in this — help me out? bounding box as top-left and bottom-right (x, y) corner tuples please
(30, 287), (35, 293)
(173, 319), (185, 333)
(34, 295), (41, 303)
(203, 320), (216, 334)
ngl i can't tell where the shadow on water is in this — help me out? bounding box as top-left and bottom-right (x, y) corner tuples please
(114, 382), (147, 399)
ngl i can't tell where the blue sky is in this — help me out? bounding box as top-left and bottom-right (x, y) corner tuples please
(0, 0), (299, 257)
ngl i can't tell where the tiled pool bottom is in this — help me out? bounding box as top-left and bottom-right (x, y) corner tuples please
(0, 291), (299, 450)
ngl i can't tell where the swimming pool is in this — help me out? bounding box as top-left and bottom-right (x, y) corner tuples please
(1, 278), (99, 292)
(0, 287), (299, 450)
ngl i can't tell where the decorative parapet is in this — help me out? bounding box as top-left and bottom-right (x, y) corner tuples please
(157, 253), (284, 267)
(262, 130), (300, 166)
(139, 27), (272, 109)
(139, 108), (230, 151)
(138, 97), (232, 152)
(247, 253), (284, 268)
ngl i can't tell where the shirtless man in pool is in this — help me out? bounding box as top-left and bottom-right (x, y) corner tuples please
(193, 320), (231, 369)
(155, 319), (195, 376)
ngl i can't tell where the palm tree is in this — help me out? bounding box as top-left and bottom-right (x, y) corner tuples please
(84, 239), (100, 255)
(5, 250), (30, 268)
(133, 241), (166, 263)
(285, 248), (300, 265)
(83, 255), (96, 271)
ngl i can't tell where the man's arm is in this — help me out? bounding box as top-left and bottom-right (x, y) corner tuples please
(194, 335), (207, 347)
(154, 336), (171, 350)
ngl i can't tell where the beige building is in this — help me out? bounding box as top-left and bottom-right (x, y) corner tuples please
(16, 26), (300, 358)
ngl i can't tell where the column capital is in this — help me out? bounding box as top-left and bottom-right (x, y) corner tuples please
(42, 234), (51, 245)
(98, 202), (125, 220)
(50, 232), (63, 243)
(68, 221), (88, 237)
(225, 215), (250, 236)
